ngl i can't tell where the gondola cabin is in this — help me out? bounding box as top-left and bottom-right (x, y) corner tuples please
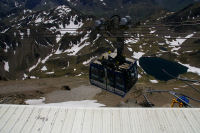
(89, 52), (138, 97)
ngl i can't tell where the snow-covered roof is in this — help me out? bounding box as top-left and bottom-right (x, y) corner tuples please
(0, 105), (199, 133)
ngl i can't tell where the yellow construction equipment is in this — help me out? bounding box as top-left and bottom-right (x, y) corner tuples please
(171, 98), (183, 108)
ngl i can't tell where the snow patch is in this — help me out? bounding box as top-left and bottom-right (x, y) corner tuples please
(35, 17), (42, 23)
(180, 63), (200, 76)
(64, 33), (90, 56)
(4, 61), (9, 72)
(56, 5), (72, 17)
(125, 38), (139, 44)
(45, 100), (105, 107)
(19, 31), (24, 39)
(150, 30), (156, 34)
(28, 52), (53, 72)
(93, 34), (101, 43)
(183, 50), (193, 53)
(22, 73), (28, 80)
(165, 33), (195, 55)
(41, 66), (47, 71)
(30, 76), (37, 79)
(150, 80), (158, 83)
(105, 39), (113, 47)
(1, 28), (9, 33)
(25, 98), (105, 107)
(83, 56), (97, 65)
(173, 88), (180, 90)
(41, 54), (53, 64)
(15, 1), (20, 7)
(55, 43), (63, 54)
(128, 47), (132, 52)
(25, 97), (45, 105)
(165, 33), (195, 46)
(27, 29), (30, 37)
(56, 15), (83, 43)
(46, 72), (54, 74)
(132, 52), (145, 59)
(158, 43), (165, 46)
(68, 61), (70, 67)
(76, 74), (82, 76)
(29, 58), (41, 72)
(4, 44), (9, 53)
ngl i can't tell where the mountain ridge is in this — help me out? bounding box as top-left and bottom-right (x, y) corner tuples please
(0, 0), (199, 20)
(0, 2), (200, 80)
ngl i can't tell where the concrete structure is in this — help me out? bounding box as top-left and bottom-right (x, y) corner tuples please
(0, 104), (199, 133)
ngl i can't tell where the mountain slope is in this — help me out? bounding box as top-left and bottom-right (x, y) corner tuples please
(66, 0), (199, 18)
(0, 0), (199, 20)
(0, 2), (200, 81)
(0, 5), (93, 80)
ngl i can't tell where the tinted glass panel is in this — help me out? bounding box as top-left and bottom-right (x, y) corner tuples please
(107, 70), (115, 88)
(91, 66), (105, 83)
(115, 74), (125, 90)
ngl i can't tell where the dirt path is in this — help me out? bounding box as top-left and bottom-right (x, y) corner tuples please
(45, 85), (101, 103)
(0, 76), (88, 94)
(0, 76), (200, 107)
(0, 76), (102, 104)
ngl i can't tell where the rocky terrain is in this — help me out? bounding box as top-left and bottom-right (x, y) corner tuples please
(1, 0), (199, 19)
(0, 1), (200, 107)
(0, 5), (94, 80)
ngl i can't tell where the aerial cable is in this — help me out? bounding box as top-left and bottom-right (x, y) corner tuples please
(146, 89), (200, 103)
(25, 30), (198, 35)
(169, 91), (193, 107)
(162, 69), (200, 94)
(1, 35), (200, 39)
(10, 21), (200, 30)
(102, 35), (200, 39)
(1, 31), (199, 36)
(10, 26), (200, 31)
(145, 89), (193, 107)
(180, 94), (200, 103)
(137, 23), (200, 27)
(142, 94), (154, 107)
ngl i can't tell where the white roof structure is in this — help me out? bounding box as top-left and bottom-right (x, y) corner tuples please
(0, 104), (200, 133)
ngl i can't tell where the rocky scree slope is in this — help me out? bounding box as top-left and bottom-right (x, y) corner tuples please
(0, 0), (199, 20)
(0, 5), (93, 80)
(0, 3), (200, 82)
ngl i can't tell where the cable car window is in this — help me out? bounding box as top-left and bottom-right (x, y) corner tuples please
(107, 70), (115, 88)
(116, 74), (125, 90)
(91, 66), (98, 79)
(91, 66), (105, 83)
(98, 68), (105, 83)
(130, 67), (135, 78)
(134, 66), (138, 78)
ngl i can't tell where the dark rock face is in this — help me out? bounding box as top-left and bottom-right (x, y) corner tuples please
(139, 57), (188, 81)
(61, 85), (71, 91)
(165, 2), (200, 22)
(0, 0), (198, 20)
(25, 0), (42, 9)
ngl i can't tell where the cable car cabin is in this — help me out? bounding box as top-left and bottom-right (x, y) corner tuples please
(89, 52), (138, 97)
